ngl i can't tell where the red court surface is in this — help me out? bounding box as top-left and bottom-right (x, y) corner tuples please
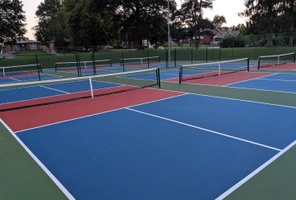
(0, 86), (137, 111)
(0, 72), (36, 78)
(259, 63), (296, 70)
(0, 88), (182, 132)
(166, 72), (272, 86)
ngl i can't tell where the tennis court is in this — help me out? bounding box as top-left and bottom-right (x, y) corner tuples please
(0, 68), (160, 111)
(0, 73), (60, 84)
(228, 73), (296, 93)
(1, 91), (296, 199)
(257, 52), (296, 70)
(1, 54), (296, 199)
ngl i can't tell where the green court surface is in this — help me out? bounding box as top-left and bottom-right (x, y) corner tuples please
(0, 122), (68, 200)
(226, 144), (296, 200)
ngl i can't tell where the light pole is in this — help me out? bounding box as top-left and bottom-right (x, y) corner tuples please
(167, 0), (171, 63)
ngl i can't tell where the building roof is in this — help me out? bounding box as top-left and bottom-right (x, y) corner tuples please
(16, 38), (41, 44)
(214, 29), (240, 39)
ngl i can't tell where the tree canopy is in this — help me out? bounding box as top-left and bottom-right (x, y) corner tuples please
(0, 0), (26, 41)
(34, 0), (68, 46)
(242, 0), (296, 46)
(2, 0), (296, 49)
(174, 0), (214, 46)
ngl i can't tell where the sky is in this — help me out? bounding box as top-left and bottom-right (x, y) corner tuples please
(21, 0), (246, 40)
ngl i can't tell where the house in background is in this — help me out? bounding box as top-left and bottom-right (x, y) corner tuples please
(13, 38), (41, 51)
(213, 29), (240, 44)
(1, 38), (41, 53)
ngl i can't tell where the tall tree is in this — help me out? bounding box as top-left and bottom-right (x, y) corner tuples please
(177, 0), (214, 47)
(63, 0), (119, 47)
(0, 0), (26, 40)
(114, 0), (175, 48)
(277, 0), (296, 45)
(242, 0), (283, 46)
(34, 0), (68, 46)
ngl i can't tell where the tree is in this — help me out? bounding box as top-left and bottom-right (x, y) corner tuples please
(242, 0), (283, 47)
(277, 0), (296, 46)
(114, 0), (175, 48)
(34, 0), (69, 47)
(0, 0), (26, 40)
(177, 0), (214, 47)
(63, 0), (120, 47)
(212, 15), (226, 29)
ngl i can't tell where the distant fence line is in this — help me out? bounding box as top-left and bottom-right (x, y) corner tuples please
(1, 46), (295, 69)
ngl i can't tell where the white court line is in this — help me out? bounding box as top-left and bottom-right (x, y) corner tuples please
(15, 93), (186, 133)
(9, 77), (22, 82)
(39, 85), (70, 94)
(126, 107), (282, 152)
(215, 140), (296, 200)
(260, 78), (296, 82)
(228, 85), (296, 95)
(0, 118), (76, 200)
(224, 73), (276, 86)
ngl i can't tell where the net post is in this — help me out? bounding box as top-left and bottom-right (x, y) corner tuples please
(121, 51), (125, 72)
(179, 66), (183, 84)
(294, 52), (296, 63)
(257, 57), (260, 70)
(247, 58), (250, 71)
(89, 77), (94, 98)
(2, 67), (5, 76)
(156, 68), (161, 88)
(75, 53), (82, 76)
(218, 63), (221, 76)
(35, 54), (41, 81)
(92, 51), (96, 75)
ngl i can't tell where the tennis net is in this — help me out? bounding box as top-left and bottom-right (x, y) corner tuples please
(179, 58), (250, 84)
(258, 52), (296, 69)
(121, 56), (160, 71)
(0, 64), (42, 79)
(0, 68), (160, 112)
(54, 59), (112, 75)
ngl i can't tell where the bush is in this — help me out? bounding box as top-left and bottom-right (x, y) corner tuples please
(220, 36), (246, 48)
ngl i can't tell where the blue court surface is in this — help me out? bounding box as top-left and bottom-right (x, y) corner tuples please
(81, 67), (123, 75)
(228, 73), (296, 93)
(15, 94), (296, 199)
(0, 80), (121, 104)
(0, 74), (60, 84)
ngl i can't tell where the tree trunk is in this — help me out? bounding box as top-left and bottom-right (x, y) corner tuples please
(288, 23), (294, 46)
(265, 32), (273, 47)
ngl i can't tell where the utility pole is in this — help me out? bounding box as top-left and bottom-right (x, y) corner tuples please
(167, 0), (171, 63)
